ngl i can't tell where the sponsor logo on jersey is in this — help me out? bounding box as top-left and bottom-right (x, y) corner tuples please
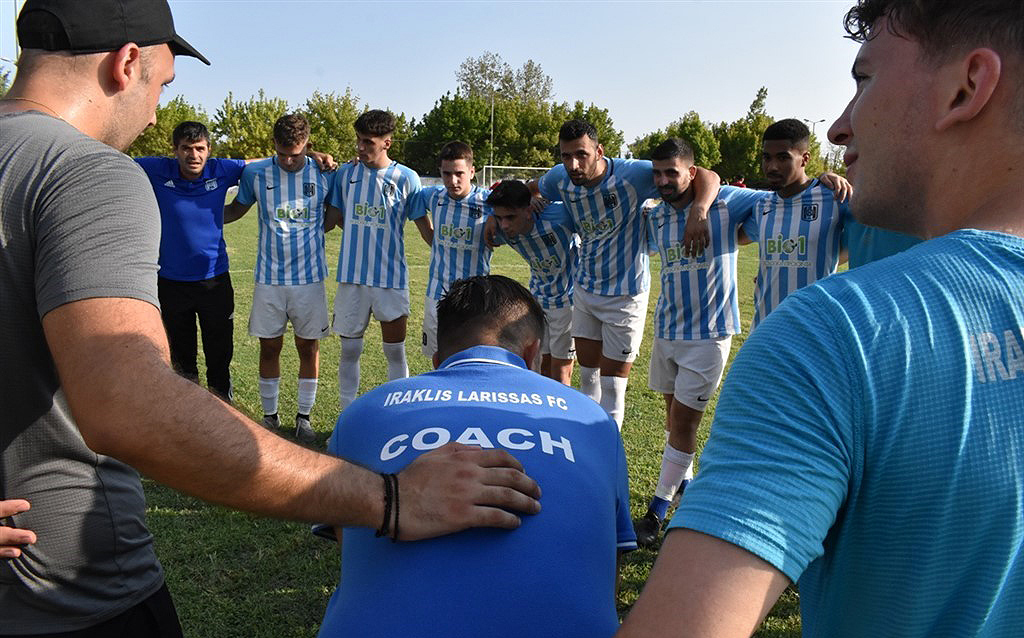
(439, 224), (474, 241)
(578, 218), (615, 236)
(529, 254), (563, 272)
(275, 206), (312, 221)
(764, 234), (807, 256)
(801, 203), (819, 221)
(303, 182), (316, 197)
(204, 178), (218, 191)
(353, 203), (388, 224)
(603, 193), (619, 209)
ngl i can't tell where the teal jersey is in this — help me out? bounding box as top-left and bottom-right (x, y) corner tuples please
(672, 230), (1024, 637)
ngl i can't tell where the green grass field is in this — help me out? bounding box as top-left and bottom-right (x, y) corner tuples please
(144, 211), (803, 637)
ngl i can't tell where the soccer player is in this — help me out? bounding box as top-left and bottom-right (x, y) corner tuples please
(743, 118), (851, 329)
(319, 275), (634, 637)
(419, 141), (494, 358)
(223, 114), (332, 443)
(633, 138), (767, 547)
(325, 110), (431, 411)
(532, 119), (721, 428)
(617, 1), (1024, 636)
(486, 180), (578, 384)
(135, 122), (243, 402)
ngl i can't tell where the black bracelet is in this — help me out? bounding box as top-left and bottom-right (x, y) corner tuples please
(390, 473), (400, 542)
(375, 472), (393, 538)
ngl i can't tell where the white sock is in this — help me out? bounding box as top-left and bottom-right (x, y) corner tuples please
(258, 377), (280, 415)
(297, 377), (318, 416)
(600, 375), (629, 430)
(654, 443), (695, 501)
(338, 337), (364, 410)
(579, 366), (601, 403)
(382, 340), (408, 381)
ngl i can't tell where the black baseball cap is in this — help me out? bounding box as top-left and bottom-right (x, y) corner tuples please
(17, 0), (210, 65)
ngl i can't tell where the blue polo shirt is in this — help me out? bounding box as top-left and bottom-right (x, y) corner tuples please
(320, 345), (635, 638)
(135, 157), (246, 281)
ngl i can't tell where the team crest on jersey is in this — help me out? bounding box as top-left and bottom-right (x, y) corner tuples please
(603, 193), (619, 209)
(541, 233), (557, 247)
(467, 205), (483, 219)
(382, 181), (396, 198)
(303, 182), (316, 197)
(801, 204), (819, 221)
(204, 178), (218, 191)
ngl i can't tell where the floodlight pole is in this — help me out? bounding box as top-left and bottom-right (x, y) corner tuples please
(803, 118), (826, 136)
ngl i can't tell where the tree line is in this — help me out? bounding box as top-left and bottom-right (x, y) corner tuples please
(0, 54), (842, 182)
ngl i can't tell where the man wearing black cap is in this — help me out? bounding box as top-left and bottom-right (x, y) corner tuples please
(0, 2), (541, 636)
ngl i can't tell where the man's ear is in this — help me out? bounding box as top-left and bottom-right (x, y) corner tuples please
(432, 352), (441, 370)
(108, 43), (144, 91)
(935, 48), (1002, 131)
(522, 338), (541, 372)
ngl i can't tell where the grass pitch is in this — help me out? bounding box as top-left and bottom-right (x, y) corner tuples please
(143, 212), (802, 637)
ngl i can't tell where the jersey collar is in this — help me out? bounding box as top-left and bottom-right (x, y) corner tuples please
(438, 345), (528, 371)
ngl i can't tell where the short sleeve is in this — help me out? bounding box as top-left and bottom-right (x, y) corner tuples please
(668, 289), (857, 582)
(412, 187), (433, 219)
(219, 158), (246, 185)
(405, 172), (425, 221)
(720, 186), (768, 222)
(623, 159), (657, 200)
(133, 156), (165, 178)
(536, 166), (564, 201)
(35, 153), (160, 316)
(741, 205), (761, 242)
(235, 164), (258, 206)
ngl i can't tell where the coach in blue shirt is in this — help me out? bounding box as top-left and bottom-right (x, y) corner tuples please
(319, 275), (636, 637)
(136, 121), (243, 401)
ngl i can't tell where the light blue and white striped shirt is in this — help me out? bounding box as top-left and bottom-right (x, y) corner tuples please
(537, 158), (658, 297)
(647, 186), (767, 340)
(420, 185), (494, 300)
(742, 179), (850, 329)
(495, 202), (578, 309)
(329, 161), (423, 289)
(236, 157), (332, 286)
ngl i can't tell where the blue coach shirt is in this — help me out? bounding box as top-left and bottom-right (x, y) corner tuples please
(321, 345), (635, 638)
(135, 157), (246, 281)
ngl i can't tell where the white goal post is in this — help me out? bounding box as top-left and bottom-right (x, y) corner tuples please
(480, 165), (550, 188)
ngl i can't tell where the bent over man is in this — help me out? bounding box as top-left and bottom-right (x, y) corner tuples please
(321, 275), (635, 638)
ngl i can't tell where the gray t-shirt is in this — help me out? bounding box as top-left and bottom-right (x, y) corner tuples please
(0, 111), (164, 633)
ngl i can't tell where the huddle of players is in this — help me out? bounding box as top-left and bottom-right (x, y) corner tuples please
(147, 109), (904, 546)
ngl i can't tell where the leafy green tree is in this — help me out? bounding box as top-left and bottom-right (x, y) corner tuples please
(456, 51), (554, 103)
(126, 96), (208, 157)
(211, 90), (288, 159)
(713, 87), (774, 184)
(0, 67), (10, 98)
(628, 111), (721, 168)
(550, 101), (625, 158)
(302, 89), (361, 160)
(405, 93), (493, 175)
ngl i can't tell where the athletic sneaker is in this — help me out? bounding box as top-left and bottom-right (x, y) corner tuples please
(295, 414), (315, 443)
(633, 511), (663, 549)
(262, 413), (280, 430)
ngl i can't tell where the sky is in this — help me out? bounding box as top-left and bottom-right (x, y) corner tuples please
(1, 0), (861, 155)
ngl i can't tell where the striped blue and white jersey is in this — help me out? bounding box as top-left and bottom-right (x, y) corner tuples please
(420, 185), (494, 300)
(537, 158), (658, 297)
(329, 161), (423, 289)
(495, 202), (578, 309)
(741, 179), (850, 329)
(236, 157), (333, 286)
(647, 186), (767, 340)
